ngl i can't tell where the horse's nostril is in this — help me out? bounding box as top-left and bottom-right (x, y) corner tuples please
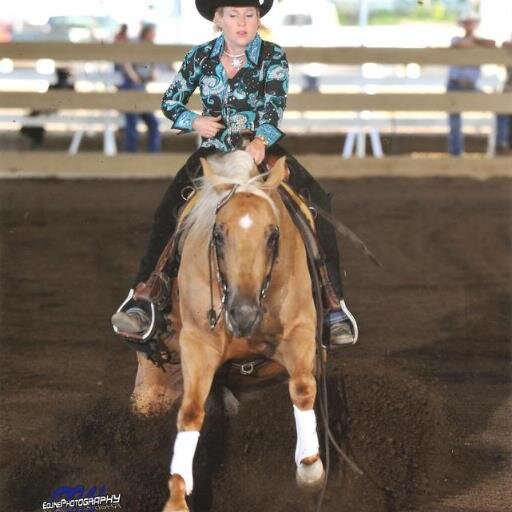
(239, 304), (256, 317)
(228, 301), (261, 335)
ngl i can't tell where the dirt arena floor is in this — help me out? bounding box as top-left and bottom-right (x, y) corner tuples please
(1, 175), (511, 512)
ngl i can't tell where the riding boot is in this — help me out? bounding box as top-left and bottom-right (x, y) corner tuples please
(317, 215), (358, 347)
(112, 306), (150, 334)
(112, 282), (169, 343)
(113, 151), (207, 344)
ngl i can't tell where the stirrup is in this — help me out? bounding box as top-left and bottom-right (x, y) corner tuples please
(339, 299), (358, 344)
(112, 289), (158, 342)
(323, 300), (359, 350)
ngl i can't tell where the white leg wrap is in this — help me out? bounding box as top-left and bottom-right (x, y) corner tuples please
(170, 431), (200, 495)
(293, 406), (319, 466)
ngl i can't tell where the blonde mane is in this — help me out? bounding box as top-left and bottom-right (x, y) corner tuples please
(177, 151), (279, 247)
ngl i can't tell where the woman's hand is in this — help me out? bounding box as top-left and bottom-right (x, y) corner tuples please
(245, 138), (266, 165)
(192, 115), (224, 138)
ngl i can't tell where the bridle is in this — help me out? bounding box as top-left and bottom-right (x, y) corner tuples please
(207, 185), (280, 331)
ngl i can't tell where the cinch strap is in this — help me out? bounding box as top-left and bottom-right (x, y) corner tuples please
(170, 431), (200, 495)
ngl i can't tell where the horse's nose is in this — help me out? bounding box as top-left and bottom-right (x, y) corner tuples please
(228, 300), (261, 337)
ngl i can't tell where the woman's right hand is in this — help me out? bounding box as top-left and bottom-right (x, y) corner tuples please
(192, 115), (225, 138)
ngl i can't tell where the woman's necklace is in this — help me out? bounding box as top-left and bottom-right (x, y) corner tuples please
(223, 50), (245, 70)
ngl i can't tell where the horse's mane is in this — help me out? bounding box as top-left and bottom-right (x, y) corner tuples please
(178, 151), (279, 248)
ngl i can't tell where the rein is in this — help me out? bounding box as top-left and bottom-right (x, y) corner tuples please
(279, 187), (395, 512)
(207, 237), (228, 330)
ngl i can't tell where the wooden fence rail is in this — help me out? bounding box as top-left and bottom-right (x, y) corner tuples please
(1, 153), (511, 180)
(2, 42), (512, 66)
(1, 42), (511, 176)
(1, 42), (511, 114)
(1, 90), (511, 113)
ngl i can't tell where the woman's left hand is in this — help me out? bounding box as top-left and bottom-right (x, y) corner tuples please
(246, 138), (266, 165)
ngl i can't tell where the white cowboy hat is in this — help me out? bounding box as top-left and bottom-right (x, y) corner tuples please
(457, 8), (481, 23)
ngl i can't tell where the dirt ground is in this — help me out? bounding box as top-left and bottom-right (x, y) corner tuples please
(0, 175), (511, 512)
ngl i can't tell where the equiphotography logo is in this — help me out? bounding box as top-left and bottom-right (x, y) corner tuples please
(41, 484), (122, 511)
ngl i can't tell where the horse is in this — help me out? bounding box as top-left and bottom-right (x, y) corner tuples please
(133, 150), (325, 512)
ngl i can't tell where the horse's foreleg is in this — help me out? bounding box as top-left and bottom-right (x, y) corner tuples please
(162, 338), (221, 512)
(278, 332), (325, 489)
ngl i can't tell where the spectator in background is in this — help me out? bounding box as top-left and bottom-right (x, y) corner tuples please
(447, 11), (495, 156)
(114, 23), (128, 43)
(20, 68), (74, 149)
(120, 23), (161, 153)
(495, 36), (512, 155)
(114, 23), (129, 74)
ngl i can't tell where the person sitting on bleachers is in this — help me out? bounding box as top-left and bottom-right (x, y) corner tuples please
(20, 68), (74, 149)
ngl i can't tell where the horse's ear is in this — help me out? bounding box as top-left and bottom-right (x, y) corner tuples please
(264, 156), (287, 189)
(200, 157), (217, 178)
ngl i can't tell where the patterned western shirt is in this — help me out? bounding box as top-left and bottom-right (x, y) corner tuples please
(161, 33), (289, 152)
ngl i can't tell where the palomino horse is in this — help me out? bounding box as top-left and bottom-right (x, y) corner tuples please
(138, 151), (324, 512)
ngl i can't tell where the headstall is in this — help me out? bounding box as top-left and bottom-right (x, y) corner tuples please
(207, 185), (280, 331)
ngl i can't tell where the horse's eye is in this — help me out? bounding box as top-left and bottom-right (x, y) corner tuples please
(213, 228), (224, 246)
(267, 229), (279, 247)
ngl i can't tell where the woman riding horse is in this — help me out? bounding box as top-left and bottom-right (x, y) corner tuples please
(112, 0), (358, 347)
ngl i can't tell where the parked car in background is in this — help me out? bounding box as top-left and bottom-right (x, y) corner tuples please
(12, 16), (119, 43)
(46, 16), (119, 42)
(264, 0), (343, 47)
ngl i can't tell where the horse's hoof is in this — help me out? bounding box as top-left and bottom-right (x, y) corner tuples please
(162, 499), (189, 512)
(162, 474), (189, 512)
(296, 458), (325, 490)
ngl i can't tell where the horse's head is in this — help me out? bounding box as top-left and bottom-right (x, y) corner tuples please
(201, 156), (287, 338)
